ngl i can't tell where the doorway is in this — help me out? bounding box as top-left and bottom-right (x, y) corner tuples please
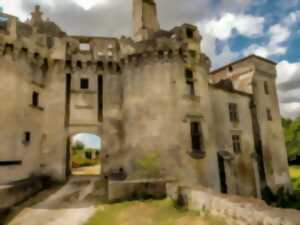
(69, 133), (101, 176)
(218, 154), (228, 194)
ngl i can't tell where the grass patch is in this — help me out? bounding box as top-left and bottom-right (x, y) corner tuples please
(85, 199), (226, 225)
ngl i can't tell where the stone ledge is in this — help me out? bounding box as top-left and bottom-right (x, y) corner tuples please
(108, 178), (175, 202)
(167, 183), (300, 225)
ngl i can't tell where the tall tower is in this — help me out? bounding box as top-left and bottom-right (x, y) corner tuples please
(133, 0), (160, 41)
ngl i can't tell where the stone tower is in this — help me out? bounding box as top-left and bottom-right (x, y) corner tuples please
(133, 0), (160, 41)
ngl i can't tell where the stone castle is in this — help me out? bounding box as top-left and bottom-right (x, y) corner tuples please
(0, 0), (290, 198)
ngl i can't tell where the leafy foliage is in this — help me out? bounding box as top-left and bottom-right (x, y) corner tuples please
(282, 117), (300, 158)
(72, 140), (85, 151)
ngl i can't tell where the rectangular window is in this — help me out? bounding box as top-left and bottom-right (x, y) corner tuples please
(267, 108), (272, 121)
(190, 122), (203, 153)
(185, 69), (195, 96)
(80, 78), (89, 89)
(32, 92), (39, 107)
(228, 103), (239, 122)
(232, 135), (241, 154)
(23, 132), (31, 144)
(264, 81), (269, 95)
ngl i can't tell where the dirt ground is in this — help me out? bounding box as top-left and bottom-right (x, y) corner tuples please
(3, 177), (224, 225)
(3, 177), (105, 225)
(72, 164), (101, 176)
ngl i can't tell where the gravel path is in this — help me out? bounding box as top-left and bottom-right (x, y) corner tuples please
(5, 177), (104, 225)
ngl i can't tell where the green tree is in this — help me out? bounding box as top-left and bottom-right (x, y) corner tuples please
(282, 117), (300, 159)
(72, 140), (85, 151)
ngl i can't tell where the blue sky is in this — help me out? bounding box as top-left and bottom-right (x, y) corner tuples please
(1, 0), (300, 120)
(73, 133), (101, 149)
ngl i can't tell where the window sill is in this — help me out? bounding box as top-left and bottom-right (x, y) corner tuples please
(71, 90), (97, 94)
(188, 151), (206, 159)
(29, 105), (44, 111)
(183, 95), (201, 102)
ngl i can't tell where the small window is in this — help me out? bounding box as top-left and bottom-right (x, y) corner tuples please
(23, 132), (31, 144)
(185, 69), (195, 96)
(190, 122), (203, 153)
(32, 92), (39, 107)
(267, 108), (272, 121)
(232, 135), (241, 154)
(228, 103), (239, 122)
(264, 81), (269, 95)
(186, 28), (194, 39)
(228, 66), (233, 72)
(80, 78), (89, 90)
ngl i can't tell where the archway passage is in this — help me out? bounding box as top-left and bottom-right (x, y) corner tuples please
(70, 133), (101, 176)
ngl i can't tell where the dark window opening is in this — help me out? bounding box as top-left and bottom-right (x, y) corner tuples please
(185, 69), (195, 96)
(186, 28), (194, 39)
(66, 60), (72, 68)
(228, 65), (233, 72)
(232, 135), (241, 154)
(264, 81), (269, 95)
(158, 50), (164, 58)
(97, 61), (104, 70)
(65, 74), (71, 127)
(77, 61), (82, 69)
(80, 78), (89, 90)
(108, 61), (113, 69)
(34, 52), (39, 59)
(229, 103), (239, 122)
(267, 108), (272, 121)
(32, 92), (39, 107)
(98, 76), (103, 122)
(0, 161), (22, 166)
(190, 122), (203, 153)
(116, 64), (121, 73)
(24, 132), (31, 144)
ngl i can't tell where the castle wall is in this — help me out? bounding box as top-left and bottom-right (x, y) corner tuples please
(252, 59), (290, 190)
(210, 87), (258, 197)
(119, 51), (220, 191)
(0, 48), (45, 184)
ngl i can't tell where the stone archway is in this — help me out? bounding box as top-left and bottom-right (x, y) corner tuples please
(66, 132), (102, 177)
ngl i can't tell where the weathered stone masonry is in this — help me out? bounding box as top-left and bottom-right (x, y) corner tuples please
(0, 0), (290, 199)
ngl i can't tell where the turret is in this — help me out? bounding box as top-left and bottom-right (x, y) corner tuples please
(133, 0), (160, 41)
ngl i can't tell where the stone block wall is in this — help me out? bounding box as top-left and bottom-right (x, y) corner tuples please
(167, 183), (300, 225)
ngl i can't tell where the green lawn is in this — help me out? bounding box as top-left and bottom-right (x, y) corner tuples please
(85, 199), (225, 225)
(289, 166), (300, 191)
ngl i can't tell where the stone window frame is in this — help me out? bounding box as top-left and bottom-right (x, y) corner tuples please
(184, 115), (206, 159)
(80, 78), (89, 90)
(228, 103), (239, 122)
(264, 81), (269, 95)
(232, 134), (242, 154)
(185, 68), (196, 96)
(266, 108), (272, 121)
(23, 131), (31, 145)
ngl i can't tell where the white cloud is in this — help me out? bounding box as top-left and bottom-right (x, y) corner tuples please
(1, 0), (28, 21)
(74, 0), (109, 10)
(203, 13), (265, 40)
(198, 12), (264, 69)
(283, 10), (300, 26)
(276, 61), (300, 119)
(244, 24), (290, 58)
